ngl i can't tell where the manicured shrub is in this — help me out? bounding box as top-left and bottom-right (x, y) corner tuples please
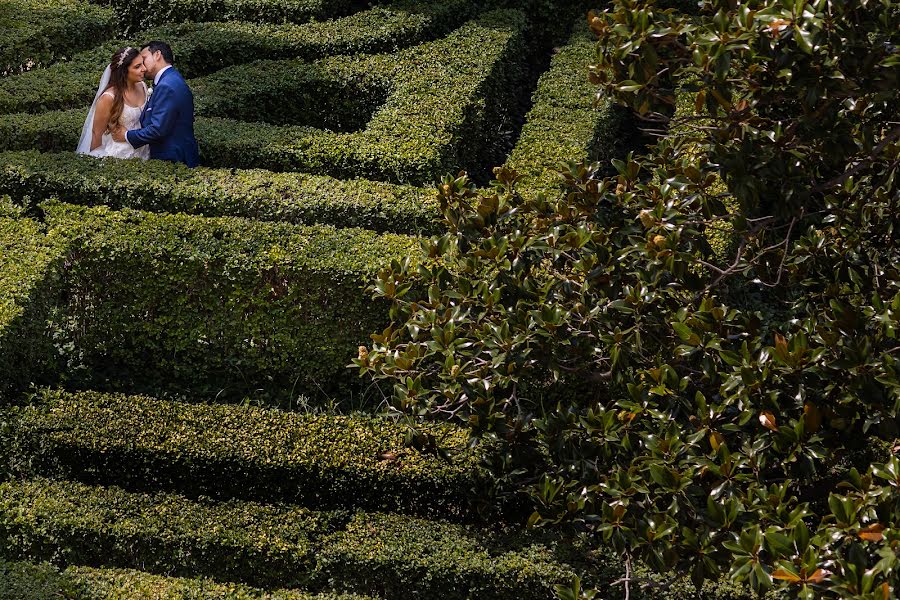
(0, 151), (441, 234)
(0, 478), (335, 589)
(12, 389), (490, 517)
(0, 478), (588, 597)
(0, 0), (115, 75)
(505, 19), (629, 194)
(0, 560), (375, 600)
(0, 0), (489, 114)
(19, 202), (419, 403)
(0, 217), (64, 394)
(93, 0), (366, 31)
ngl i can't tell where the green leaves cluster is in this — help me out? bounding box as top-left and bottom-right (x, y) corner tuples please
(357, 0), (900, 596)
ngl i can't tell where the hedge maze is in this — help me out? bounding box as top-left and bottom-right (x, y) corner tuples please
(0, 0), (642, 597)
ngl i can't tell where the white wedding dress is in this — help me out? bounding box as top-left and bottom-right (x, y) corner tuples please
(76, 65), (150, 160)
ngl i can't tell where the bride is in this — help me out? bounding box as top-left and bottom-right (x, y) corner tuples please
(76, 47), (150, 160)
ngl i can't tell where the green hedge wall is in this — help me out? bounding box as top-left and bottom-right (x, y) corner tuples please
(0, 0), (487, 115)
(195, 11), (528, 183)
(0, 217), (64, 394)
(0, 151), (441, 234)
(0, 0), (115, 75)
(0, 478), (584, 597)
(0, 560), (375, 600)
(8, 202), (419, 402)
(92, 0), (366, 32)
(0, 11), (528, 185)
(505, 19), (630, 195)
(11, 389), (489, 517)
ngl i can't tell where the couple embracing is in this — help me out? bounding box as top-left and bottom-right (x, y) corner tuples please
(76, 42), (199, 167)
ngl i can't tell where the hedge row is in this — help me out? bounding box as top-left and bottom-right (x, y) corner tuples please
(0, 217), (63, 394)
(92, 0), (368, 32)
(0, 151), (441, 234)
(197, 11), (528, 183)
(0, 11), (528, 185)
(10, 389), (489, 517)
(0, 478), (581, 598)
(0, 0), (489, 114)
(0, 0), (115, 75)
(505, 19), (629, 195)
(0, 202), (419, 403)
(0, 560), (375, 600)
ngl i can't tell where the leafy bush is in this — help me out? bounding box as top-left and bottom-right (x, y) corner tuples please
(0, 0), (489, 115)
(0, 559), (376, 600)
(0, 0), (115, 75)
(505, 18), (630, 195)
(1, 202), (419, 403)
(9, 389), (490, 518)
(0, 151), (440, 234)
(357, 0), (900, 597)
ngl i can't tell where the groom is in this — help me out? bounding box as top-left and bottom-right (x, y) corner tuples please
(113, 41), (200, 167)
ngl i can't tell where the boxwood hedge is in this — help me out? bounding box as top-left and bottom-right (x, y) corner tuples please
(93, 0), (367, 32)
(0, 0), (115, 75)
(505, 19), (630, 195)
(0, 0), (490, 115)
(0, 217), (64, 394)
(0, 151), (441, 234)
(11, 389), (489, 517)
(0, 560), (375, 600)
(0, 478), (586, 597)
(14, 202), (420, 402)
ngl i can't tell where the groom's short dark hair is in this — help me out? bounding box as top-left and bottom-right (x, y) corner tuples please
(144, 41), (175, 65)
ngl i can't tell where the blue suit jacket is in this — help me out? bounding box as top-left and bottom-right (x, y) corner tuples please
(127, 67), (200, 167)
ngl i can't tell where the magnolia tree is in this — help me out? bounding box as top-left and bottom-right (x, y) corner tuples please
(356, 0), (900, 597)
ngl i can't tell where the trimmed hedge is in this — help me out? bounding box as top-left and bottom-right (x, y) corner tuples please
(4, 202), (419, 402)
(0, 0), (489, 115)
(191, 11), (528, 184)
(0, 478), (585, 597)
(505, 19), (629, 195)
(0, 151), (441, 234)
(0, 478), (336, 589)
(93, 0), (368, 32)
(0, 560), (375, 600)
(12, 389), (489, 517)
(0, 217), (64, 394)
(0, 0), (115, 75)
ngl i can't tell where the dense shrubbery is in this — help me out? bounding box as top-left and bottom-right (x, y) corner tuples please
(505, 19), (629, 194)
(0, 202), (418, 403)
(0, 0), (115, 75)
(0, 151), (440, 234)
(8, 389), (489, 517)
(358, 0), (900, 597)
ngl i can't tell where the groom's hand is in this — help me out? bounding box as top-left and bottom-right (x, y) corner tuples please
(112, 127), (127, 143)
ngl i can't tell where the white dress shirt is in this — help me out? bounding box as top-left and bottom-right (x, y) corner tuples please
(154, 64), (173, 85)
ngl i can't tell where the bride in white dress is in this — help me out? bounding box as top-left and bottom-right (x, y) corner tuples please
(76, 46), (150, 160)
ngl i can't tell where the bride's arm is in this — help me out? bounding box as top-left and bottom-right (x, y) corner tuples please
(91, 94), (114, 151)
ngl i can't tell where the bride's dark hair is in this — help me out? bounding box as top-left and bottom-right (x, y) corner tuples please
(106, 47), (141, 132)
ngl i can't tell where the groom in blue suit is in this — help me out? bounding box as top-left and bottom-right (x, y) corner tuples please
(114, 41), (200, 167)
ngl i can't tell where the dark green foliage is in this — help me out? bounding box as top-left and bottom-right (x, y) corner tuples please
(506, 19), (629, 194)
(0, 0), (115, 75)
(0, 559), (375, 600)
(0, 0), (487, 115)
(0, 217), (64, 394)
(0, 151), (441, 234)
(359, 0), (900, 597)
(9, 389), (489, 518)
(2, 202), (419, 403)
(93, 0), (366, 32)
(0, 478), (588, 596)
